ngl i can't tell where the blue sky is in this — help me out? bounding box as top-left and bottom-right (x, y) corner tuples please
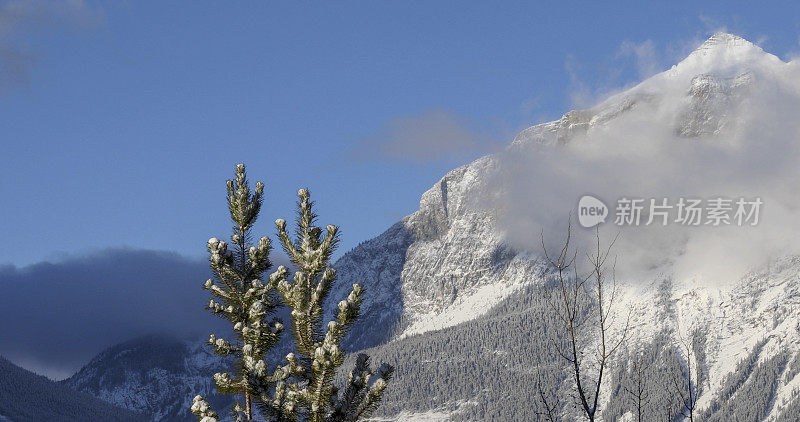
(3, 0), (800, 267)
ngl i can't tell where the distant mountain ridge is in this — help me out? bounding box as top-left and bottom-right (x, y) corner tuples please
(0, 355), (142, 421)
(62, 334), (233, 422)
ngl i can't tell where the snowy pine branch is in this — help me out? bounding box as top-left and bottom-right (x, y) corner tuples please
(194, 166), (392, 421)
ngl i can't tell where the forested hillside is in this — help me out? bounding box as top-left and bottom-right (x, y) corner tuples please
(0, 356), (143, 421)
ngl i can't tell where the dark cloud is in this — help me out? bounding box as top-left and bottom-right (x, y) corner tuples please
(350, 109), (498, 164)
(0, 248), (288, 380)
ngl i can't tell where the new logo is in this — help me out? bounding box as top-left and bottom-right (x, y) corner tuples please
(578, 195), (608, 228)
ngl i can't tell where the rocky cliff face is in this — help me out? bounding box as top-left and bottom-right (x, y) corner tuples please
(332, 154), (547, 350)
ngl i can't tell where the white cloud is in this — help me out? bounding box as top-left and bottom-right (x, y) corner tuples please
(351, 109), (498, 164)
(486, 39), (800, 287)
(699, 14), (728, 35)
(617, 39), (658, 79)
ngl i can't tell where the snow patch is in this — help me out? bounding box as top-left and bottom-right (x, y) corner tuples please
(400, 280), (527, 338)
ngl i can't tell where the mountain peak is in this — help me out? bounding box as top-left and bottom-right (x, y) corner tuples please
(691, 32), (760, 56)
(670, 32), (782, 77)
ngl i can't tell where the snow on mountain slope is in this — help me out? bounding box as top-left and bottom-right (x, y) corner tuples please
(339, 32), (797, 348)
(333, 32), (800, 420)
(63, 334), (233, 422)
(332, 154), (546, 349)
(513, 33), (785, 148)
(611, 255), (800, 419)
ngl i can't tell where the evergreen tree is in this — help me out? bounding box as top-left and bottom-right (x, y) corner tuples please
(192, 164), (283, 421)
(193, 165), (393, 422)
(246, 188), (394, 421)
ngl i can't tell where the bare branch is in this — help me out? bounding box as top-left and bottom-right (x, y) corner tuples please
(541, 222), (629, 422)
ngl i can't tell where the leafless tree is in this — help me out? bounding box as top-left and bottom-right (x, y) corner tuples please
(541, 222), (631, 421)
(661, 390), (676, 422)
(535, 366), (561, 422)
(623, 350), (651, 422)
(670, 330), (700, 422)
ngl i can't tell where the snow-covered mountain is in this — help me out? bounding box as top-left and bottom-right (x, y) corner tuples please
(332, 32), (800, 420)
(62, 334), (234, 422)
(336, 32), (795, 343)
(68, 33), (800, 421)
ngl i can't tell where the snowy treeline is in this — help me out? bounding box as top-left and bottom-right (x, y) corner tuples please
(338, 280), (800, 421)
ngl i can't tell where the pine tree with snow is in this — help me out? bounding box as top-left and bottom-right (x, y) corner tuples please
(193, 163), (283, 421)
(191, 395), (221, 422)
(245, 188), (394, 421)
(193, 165), (393, 421)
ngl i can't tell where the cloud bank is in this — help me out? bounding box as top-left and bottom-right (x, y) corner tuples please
(0, 249), (223, 379)
(487, 37), (800, 287)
